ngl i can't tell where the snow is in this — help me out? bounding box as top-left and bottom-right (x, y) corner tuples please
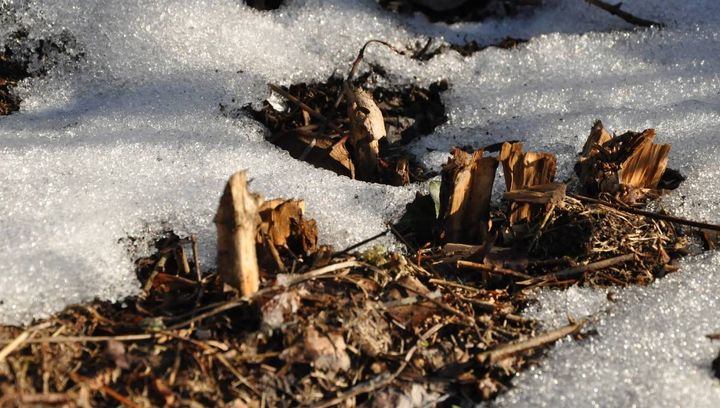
(496, 252), (720, 408)
(1, 0), (720, 405)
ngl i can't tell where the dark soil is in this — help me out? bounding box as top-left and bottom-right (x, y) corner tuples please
(1, 28), (83, 115)
(379, 0), (541, 24)
(0, 53), (28, 115)
(244, 0), (284, 10)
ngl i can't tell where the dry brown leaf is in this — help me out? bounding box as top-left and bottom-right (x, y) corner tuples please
(273, 135), (355, 178)
(280, 325), (351, 374)
(257, 199), (318, 257)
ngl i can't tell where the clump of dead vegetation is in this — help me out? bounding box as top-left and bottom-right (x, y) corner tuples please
(3, 25), (717, 404)
(400, 119), (720, 299)
(0, 172), (571, 407)
(239, 40), (448, 186)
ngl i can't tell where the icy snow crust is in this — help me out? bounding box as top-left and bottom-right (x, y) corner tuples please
(1, 0), (720, 404)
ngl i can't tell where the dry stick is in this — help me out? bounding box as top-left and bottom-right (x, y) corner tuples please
(570, 193), (720, 232)
(2, 260), (364, 345)
(519, 253), (636, 286)
(71, 373), (141, 408)
(335, 228), (390, 256)
(310, 323), (444, 408)
(191, 234), (202, 282)
(267, 83), (343, 134)
(388, 222), (417, 253)
(529, 203), (556, 251)
(456, 260), (533, 280)
(0, 333), (156, 345)
(18, 394), (71, 404)
(585, 0), (663, 27)
(0, 321), (53, 359)
(478, 320), (585, 364)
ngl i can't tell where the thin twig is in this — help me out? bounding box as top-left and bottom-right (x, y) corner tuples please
(388, 222), (417, 253)
(477, 320), (585, 364)
(335, 228), (390, 256)
(518, 253), (636, 286)
(0, 322), (54, 356)
(334, 39), (407, 109)
(345, 39), (406, 86)
(456, 260), (532, 280)
(570, 193), (720, 231)
(190, 234), (201, 282)
(0, 333), (156, 345)
(585, 0), (663, 27)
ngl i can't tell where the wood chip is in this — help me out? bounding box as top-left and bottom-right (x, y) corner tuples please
(214, 171), (262, 296)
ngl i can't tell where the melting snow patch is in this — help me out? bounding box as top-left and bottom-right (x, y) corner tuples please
(495, 252), (720, 407)
(2, 0), (720, 405)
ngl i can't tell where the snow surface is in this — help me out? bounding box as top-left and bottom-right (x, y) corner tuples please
(1, 0), (720, 405)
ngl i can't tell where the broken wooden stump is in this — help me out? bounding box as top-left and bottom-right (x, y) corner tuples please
(439, 148), (498, 244)
(214, 171), (263, 296)
(499, 142), (557, 224)
(214, 171), (322, 295)
(575, 120), (672, 204)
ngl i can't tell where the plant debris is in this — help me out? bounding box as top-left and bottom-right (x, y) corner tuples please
(411, 37), (528, 61)
(379, 0), (542, 24)
(585, 0), (663, 28)
(398, 121), (709, 291)
(0, 180), (586, 406)
(2, 120), (715, 405)
(240, 69), (448, 185)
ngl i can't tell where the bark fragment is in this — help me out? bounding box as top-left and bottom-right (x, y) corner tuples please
(439, 148), (498, 244)
(214, 171), (262, 296)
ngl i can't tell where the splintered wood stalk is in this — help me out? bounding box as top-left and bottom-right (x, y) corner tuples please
(499, 142), (557, 224)
(576, 121), (671, 204)
(619, 132), (670, 190)
(345, 84), (386, 181)
(214, 171), (262, 296)
(439, 148), (498, 244)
